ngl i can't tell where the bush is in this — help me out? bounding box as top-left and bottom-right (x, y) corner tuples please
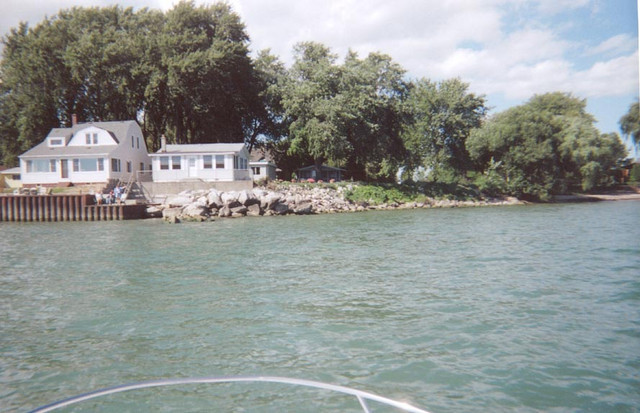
(630, 163), (640, 182)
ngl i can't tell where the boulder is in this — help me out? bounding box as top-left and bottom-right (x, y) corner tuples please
(165, 195), (193, 208)
(273, 202), (290, 215)
(218, 205), (231, 217)
(146, 205), (163, 218)
(246, 203), (262, 217)
(207, 190), (222, 208)
(162, 207), (182, 223)
(293, 202), (313, 215)
(238, 190), (259, 206)
(182, 203), (209, 218)
(230, 205), (248, 215)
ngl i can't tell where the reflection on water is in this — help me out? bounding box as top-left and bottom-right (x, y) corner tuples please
(1, 201), (639, 412)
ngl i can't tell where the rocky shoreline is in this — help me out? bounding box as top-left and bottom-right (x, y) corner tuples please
(149, 184), (525, 223)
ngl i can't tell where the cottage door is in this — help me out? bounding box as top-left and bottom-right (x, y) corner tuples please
(60, 159), (69, 179)
(188, 156), (197, 177)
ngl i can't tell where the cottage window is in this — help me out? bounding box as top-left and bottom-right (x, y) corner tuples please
(111, 158), (121, 172)
(92, 133), (98, 144)
(171, 156), (181, 170)
(140, 162), (144, 171)
(25, 159), (51, 173)
(86, 133), (91, 144)
(131, 136), (135, 148)
(252, 167), (261, 175)
(127, 161), (132, 173)
(215, 155), (225, 169)
(137, 137), (140, 149)
(203, 155), (212, 169)
(49, 138), (63, 146)
(73, 159), (79, 172)
(98, 158), (104, 171)
(234, 156), (238, 169)
(160, 156), (169, 170)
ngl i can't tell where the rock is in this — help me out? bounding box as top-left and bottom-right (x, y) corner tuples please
(165, 195), (193, 207)
(221, 191), (239, 206)
(238, 190), (259, 206)
(273, 202), (290, 215)
(218, 205), (231, 217)
(230, 205), (248, 215)
(162, 207), (182, 223)
(207, 190), (222, 208)
(264, 193), (281, 210)
(182, 203), (209, 218)
(246, 203), (262, 217)
(294, 202), (313, 215)
(146, 205), (163, 218)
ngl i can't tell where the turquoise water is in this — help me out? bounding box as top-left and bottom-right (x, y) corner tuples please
(1, 201), (639, 412)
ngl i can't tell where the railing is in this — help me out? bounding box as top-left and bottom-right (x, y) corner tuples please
(29, 376), (431, 413)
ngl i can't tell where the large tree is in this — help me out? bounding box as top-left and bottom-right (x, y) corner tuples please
(620, 101), (639, 150)
(402, 78), (486, 182)
(0, 1), (261, 164)
(281, 42), (408, 180)
(468, 92), (627, 199)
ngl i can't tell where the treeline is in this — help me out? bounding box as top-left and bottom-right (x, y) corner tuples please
(0, 1), (635, 200)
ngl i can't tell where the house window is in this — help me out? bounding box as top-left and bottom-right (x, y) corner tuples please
(49, 138), (63, 146)
(252, 166), (261, 175)
(127, 161), (132, 173)
(111, 158), (121, 172)
(215, 155), (225, 169)
(234, 156), (238, 169)
(25, 160), (52, 173)
(86, 133), (91, 144)
(160, 156), (169, 170)
(171, 156), (181, 170)
(131, 136), (134, 148)
(203, 155), (212, 169)
(137, 137), (140, 149)
(72, 158), (100, 172)
(140, 162), (144, 171)
(93, 133), (98, 144)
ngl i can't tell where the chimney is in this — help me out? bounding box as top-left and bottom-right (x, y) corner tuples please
(160, 134), (167, 152)
(71, 114), (77, 126)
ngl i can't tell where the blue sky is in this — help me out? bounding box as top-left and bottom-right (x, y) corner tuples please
(2, 0), (638, 154)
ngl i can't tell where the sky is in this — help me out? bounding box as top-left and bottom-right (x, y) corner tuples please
(1, 0), (638, 154)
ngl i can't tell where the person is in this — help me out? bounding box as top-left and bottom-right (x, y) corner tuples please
(95, 192), (102, 205)
(114, 185), (122, 204)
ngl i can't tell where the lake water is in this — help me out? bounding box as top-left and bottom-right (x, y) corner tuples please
(1, 200), (639, 412)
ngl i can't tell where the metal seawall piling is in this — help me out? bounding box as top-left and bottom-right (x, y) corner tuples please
(0, 194), (146, 222)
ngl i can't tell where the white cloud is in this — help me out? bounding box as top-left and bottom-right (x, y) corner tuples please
(588, 34), (638, 56)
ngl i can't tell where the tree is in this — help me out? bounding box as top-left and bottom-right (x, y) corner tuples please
(468, 92), (628, 199)
(402, 78), (486, 182)
(620, 101), (639, 149)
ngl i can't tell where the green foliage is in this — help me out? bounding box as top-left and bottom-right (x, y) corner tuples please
(468, 92), (628, 200)
(402, 78), (487, 181)
(281, 43), (409, 181)
(620, 101), (639, 149)
(344, 184), (411, 205)
(630, 163), (640, 182)
(0, 2), (259, 162)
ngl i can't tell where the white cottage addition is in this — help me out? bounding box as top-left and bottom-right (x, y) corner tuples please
(150, 138), (250, 182)
(19, 120), (150, 187)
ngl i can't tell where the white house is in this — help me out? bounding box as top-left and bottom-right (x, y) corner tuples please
(19, 120), (150, 187)
(150, 138), (250, 182)
(249, 149), (277, 182)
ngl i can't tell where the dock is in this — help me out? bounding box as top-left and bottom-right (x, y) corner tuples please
(0, 194), (147, 222)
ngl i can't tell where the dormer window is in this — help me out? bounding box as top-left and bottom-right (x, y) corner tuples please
(85, 133), (98, 145)
(48, 138), (64, 147)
